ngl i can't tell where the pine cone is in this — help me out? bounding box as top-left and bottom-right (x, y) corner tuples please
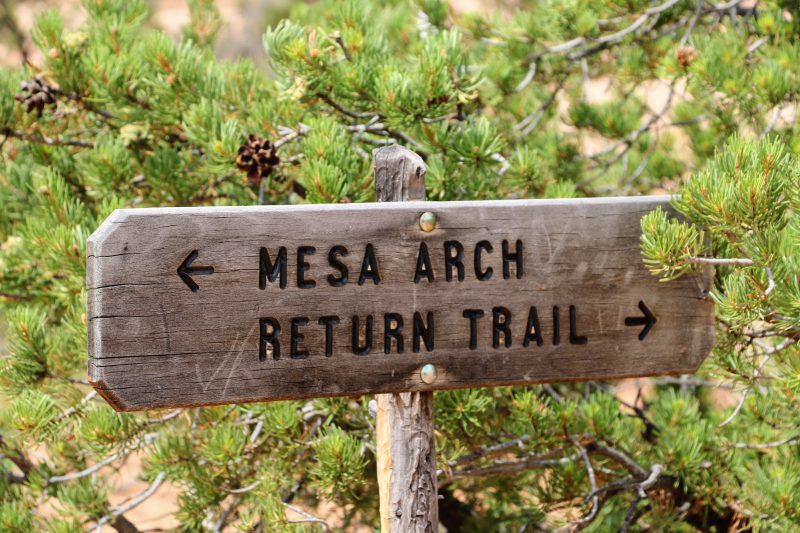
(236, 134), (281, 184)
(14, 78), (59, 117)
(676, 46), (697, 68)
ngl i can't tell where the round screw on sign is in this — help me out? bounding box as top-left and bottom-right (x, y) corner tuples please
(419, 212), (437, 232)
(420, 364), (438, 384)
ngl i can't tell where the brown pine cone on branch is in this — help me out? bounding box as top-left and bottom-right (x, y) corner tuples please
(235, 134), (281, 184)
(676, 46), (697, 68)
(15, 79), (59, 117)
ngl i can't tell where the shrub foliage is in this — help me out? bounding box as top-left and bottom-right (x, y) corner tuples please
(0, 0), (798, 530)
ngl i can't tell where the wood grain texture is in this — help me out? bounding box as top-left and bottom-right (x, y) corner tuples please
(374, 144), (426, 203)
(373, 145), (438, 533)
(86, 195), (715, 411)
(376, 392), (437, 532)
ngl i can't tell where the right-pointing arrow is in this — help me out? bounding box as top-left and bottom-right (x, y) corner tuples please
(625, 301), (657, 341)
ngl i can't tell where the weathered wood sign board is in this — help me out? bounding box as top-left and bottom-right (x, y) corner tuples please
(87, 196), (714, 411)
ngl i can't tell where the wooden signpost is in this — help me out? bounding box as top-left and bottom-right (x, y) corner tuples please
(87, 145), (714, 531)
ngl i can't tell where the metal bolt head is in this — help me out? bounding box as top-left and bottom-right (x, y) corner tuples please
(420, 364), (438, 384)
(419, 212), (437, 232)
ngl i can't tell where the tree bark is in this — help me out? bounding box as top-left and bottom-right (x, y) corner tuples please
(111, 514), (142, 533)
(373, 145), (438, 533)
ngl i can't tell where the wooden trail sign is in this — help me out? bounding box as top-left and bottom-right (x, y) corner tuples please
(87, 194), (714, 411)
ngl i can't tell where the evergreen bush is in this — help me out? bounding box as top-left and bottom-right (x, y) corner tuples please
(0, 0), (798, 530)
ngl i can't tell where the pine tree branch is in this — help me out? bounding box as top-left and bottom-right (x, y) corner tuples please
(316, 93), (425, 151)
(317, 93), (378, 119)
(713, 0), (746, 10)
(284, 502), (331, 532)
(517, 0), (709, 67)
(454, 402), (657, 504)
(4, 469), (26, 484)
(585, 441), (647, 478)
(747, 36), (768, 55)
(564, 0), (678, 62)
(585, 77), (678, 167)
(421, 112), (459, 124)
(759, 106), (782, 138)
(280, 414), (323, 502)
(621, 145), (657, 193)
(564, 435), (600, 531)
(109, 514), (142, 533)
(54, 390), (98, 424)
(282, 472), (309, 504)
(611, 394), (660, 443)
(743, 329), (782, 338)
(0, 434), (33, 481)
(619, 496), (647, 533)
(111, 473), (166, 517)
(513, 61), (537, 93)
(448, 435), (531, 467)
(507, 0), (751, 181)
(585, 464), (663, 502)
(731, 433), (800, 450)
(331, 31), (352, 61)
(248, 417), (264, 444)
(719, 386), (750, 428)
(574, 438), (749, 532)
(185, 172), (237, 204)
(679, 0), (703, 46)
(653, 376), (735, 388)
(213, 495), (242, 532)
(274, 124), (310, 149)
(756, 337), (798, 356)
(515, 71), (570, 138)
(685, 256), (755, 266)
(542, 383), (564, 402)
(576, 441), (747, 532)
(227, 478), (261, 494)
(47, 433), (159, 484)
(49, 409), (177, 488)
(1, 127), (94, 148)
(142, 408), (184, 425)
(439, 448), (581, 487)
(763, 266), (776, 297)
(94, 472), (166, 532)
(719, 344), (778, 427)
(47, 450), (124, 484)
(59, 90), (118, 121)
(0, 290), (33, 302)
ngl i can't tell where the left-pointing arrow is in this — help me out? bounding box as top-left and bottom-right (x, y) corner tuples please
(178, 250), (214, 292)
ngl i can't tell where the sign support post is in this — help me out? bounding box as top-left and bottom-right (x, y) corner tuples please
(373, 145), (439, 532)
